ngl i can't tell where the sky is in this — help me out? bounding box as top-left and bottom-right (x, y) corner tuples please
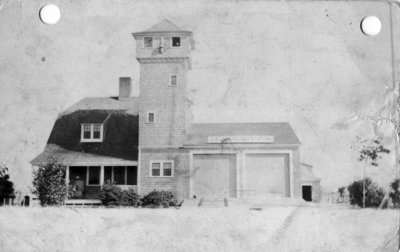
(0, 0), (399, 193)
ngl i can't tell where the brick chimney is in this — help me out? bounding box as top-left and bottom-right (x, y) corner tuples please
(119, 77), (131, 99)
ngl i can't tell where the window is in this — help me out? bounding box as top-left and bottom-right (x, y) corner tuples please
(169, 75), (177, 86)
(104, 166), (112, 185)
(163, 162), (172, 176)
(150, 161), (174, 177)
(83, 125), (91, 139)
(114, 166), (125, 185)
(81, 124), (103, 142)
(144, 37), (153, 48)
(151, 163), (161, 176)
(126, 166), (137, 185)
(88, 166), (100, 185)
(103, 166), (137, 185)
(93, 124), (101, 139)
(146, 112), (155, 123)
(172, 37), (181, 47)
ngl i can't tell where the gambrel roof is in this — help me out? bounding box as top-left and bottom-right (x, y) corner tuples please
(31, 97), (139, 166)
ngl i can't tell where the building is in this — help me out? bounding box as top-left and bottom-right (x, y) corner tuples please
(31, 19), (316, 201)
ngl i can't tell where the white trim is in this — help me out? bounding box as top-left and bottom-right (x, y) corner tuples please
(66, 166), (70, 185)
(243, 149), (294, 198)
(137, 146), (141, 194)
(149, 160), (174, 177)
(111, 166), (114, 185)
(61, 161), (138, 166)
(189, 148), (295, 198)
(100, 166), (104, 186)
(171, 36), (181, 48)
(169, 74), (177, 86)
(146, 111), (156, 124)
(80, 124), (104, 142)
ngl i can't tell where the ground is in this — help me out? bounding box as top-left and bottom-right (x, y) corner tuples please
(0, 198), (398, 252)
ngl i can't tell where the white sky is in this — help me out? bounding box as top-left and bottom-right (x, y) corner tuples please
(0, 0), (399, 193)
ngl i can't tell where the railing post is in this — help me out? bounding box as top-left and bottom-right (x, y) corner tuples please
(100, 166), (104, 186)
(66, 166), (70, 185)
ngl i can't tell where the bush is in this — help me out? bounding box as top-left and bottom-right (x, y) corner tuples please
(141, 190), (179, 208)
(389, 178), (400, 208)
(347, 178), (385, 208)
(32, 159), (74, 206)
(99, 184), (141, 207)
(0, 164), (14, 205)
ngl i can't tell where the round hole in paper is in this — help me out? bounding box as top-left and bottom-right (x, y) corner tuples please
(361, 16), (381, 36)
(39, 4), (61, 25)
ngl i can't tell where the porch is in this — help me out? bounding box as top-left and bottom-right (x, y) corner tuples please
(66, 165), (138, 199)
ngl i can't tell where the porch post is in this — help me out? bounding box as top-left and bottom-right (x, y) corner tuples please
(66, 166), (70, 185)
(100, 166), (104, 186)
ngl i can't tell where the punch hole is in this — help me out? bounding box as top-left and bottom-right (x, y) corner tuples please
(360, 16), (381, 36)
(39, 4), (61, 25)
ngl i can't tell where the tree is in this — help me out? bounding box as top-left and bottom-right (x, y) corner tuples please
(0, 164), (14, 205)
(352, 137), (390, 208)
(347, 178), (385, 208)
(32, 159), (73, 206)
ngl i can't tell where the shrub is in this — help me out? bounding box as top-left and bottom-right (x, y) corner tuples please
(0, 164), (14, 205)
(338, 186), (346, 197)
(389, 178), (400, 208)
(32, 159), (73, 206)
(141, 190), (179, 208)
(347, 178), (385, 208)
(99, 184), (141, 207)
(120, 189), (141, 207)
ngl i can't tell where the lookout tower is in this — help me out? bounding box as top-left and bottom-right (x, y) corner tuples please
(132, 19), (194, 148)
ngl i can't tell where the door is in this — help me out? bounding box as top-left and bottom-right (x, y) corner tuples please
(244, 154), (290, 197)
(192, 154), (236, 198)
(302, 185), (312, 202)
(69, 166), (87, 199)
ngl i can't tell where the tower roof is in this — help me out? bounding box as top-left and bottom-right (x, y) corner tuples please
(132, 19), (192, 36)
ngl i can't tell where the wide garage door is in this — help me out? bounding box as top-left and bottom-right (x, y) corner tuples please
(245, 154), (290, 197)
(192, 154), (236, 198)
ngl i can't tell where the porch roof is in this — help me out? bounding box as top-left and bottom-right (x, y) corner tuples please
(31, 144), (138, 166)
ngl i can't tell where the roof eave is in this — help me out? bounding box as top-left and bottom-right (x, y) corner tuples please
(183, 143), (301, 149)
(132, 31), (192, 38)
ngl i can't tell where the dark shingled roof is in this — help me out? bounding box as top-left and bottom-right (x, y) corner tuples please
(185, 122), (301, 146)
(62, 97), (138, 116)
(31, 96), (139, 165)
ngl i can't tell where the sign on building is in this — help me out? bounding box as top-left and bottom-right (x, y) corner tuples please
(207, 135), (274, 144)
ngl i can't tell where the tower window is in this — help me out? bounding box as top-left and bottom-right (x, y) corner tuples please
(144, 37), (153, 48)
(147, 112), (155, 123)
(172, 37), (181, 47)
(169, 75), (177, 86)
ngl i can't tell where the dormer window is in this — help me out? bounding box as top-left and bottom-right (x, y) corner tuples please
(81, 124), (103, 142)
(172, 37), (181, 47)
(144, 37), (153, 48)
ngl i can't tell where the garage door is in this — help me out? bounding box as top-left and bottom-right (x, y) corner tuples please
(245, 154), (290, 197)
(192, 154), (236, 198)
